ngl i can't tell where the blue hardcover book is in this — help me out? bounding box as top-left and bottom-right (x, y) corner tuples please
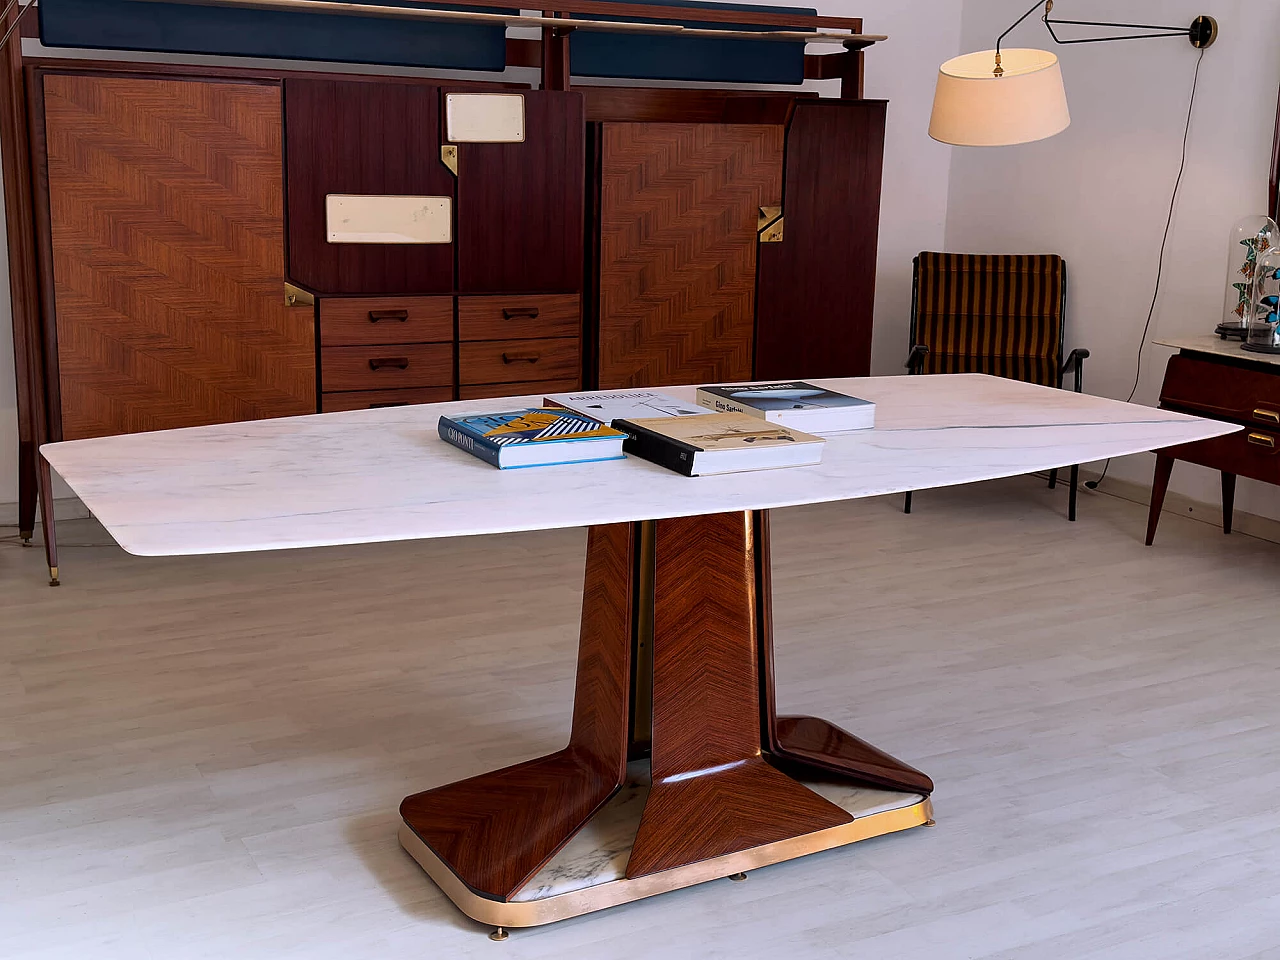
(438, 409), (628, 469)
(695, 381), (875, 434)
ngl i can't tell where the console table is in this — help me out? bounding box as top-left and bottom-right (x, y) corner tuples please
(40, 374), (1232, 934)
(1147, 336), (1280, 545)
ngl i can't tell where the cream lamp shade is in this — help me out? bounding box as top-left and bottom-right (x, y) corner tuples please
(929, 48), (1071, 146)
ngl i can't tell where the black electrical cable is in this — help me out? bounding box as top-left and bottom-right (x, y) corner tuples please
(1087, 45), (1205, 491)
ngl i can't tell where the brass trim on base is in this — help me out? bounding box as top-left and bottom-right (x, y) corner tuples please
(399, 797), (933, 928)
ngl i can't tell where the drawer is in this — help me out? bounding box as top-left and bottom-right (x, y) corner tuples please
(459, 337), (580, 386)
(320, 297), (453, 347)
(458, 294), (580, 341)
(1162, 426), (1279, 485)
(1161, 354), (1280, 427)
(321, 343), (454, 392)
(321, 386), (453, 412)
(459, 378), (582, 402)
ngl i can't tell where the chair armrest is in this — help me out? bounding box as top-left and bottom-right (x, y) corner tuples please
(1061, 348), (1090, 392)
(905, 344), (929, 374)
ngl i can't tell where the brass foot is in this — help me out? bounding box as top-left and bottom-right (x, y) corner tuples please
(48, 566), (60, 587)
(729, 872), (747, 882)
(923, 819), (936, 827)
(19, 530), (32, 547)
(489, 927), (509, 942)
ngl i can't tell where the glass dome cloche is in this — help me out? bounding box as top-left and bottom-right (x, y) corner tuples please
(1220, 214), (1279, 339)
(1246, 243), (1280, 353)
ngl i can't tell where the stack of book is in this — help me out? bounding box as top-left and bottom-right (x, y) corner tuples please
(438, 382), (874, 476)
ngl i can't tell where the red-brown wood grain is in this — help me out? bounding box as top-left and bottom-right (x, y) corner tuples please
(400, 523), (635, 901)
(284, 78), (456, 296)
(596, 122), (783, 388)
(755, 100), (885, 380)
(42, 74), (317, 440)
(455, 90), (585, 294)
(625, 512), (851, 879)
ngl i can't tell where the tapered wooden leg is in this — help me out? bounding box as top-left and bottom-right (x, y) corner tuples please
(624, 512), (851, 880)
(754, 512), (933, 794)
(1146, 454), (1175, 546)
(903, 491), (913, 514)
(400, 523), (635, 901)
(38, 456), (58, 586)
(1068, 464), (1079, 522)
(18, 439), (36, 543)
(1221, 471), (1236, 535)
(1048, 468), (1058, 490)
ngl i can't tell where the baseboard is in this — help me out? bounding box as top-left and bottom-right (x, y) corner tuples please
(0, 496), (91, 528)
(1072, 470), (1280, 546)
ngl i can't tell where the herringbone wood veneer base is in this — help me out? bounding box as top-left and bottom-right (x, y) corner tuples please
(43, 75), (315, 440)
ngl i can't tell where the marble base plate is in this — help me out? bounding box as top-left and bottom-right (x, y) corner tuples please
(398, 762), (932, 929)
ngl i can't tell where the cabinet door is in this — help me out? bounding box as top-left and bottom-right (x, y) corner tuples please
(596, 122), (783, 389)
(755, 100), (886, 380)
(43, 74), (316, 441)
(455, 91), (585, 294)
(285, 78), (455, 296)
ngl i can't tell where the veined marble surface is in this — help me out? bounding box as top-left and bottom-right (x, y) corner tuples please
(41, 374), (1238, 557)
(1154, 335), (1280, 366)
(511, 762), (923, 902)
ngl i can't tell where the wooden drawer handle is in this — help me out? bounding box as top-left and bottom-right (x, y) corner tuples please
(368, 309), (410, 323)
(368, 357), (410, 371)
(502, 352), (540, 364)
(1253, 407), (1280, 423)
(1247, 432), (1276, 449)
(502, 307), (540, 321)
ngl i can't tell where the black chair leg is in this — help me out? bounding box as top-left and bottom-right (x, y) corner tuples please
(1068, 464), (1079, 522)
(1047, 468), (1058, 489)
(903, 491), (913, 514)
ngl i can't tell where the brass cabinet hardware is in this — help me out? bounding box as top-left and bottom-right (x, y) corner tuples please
(369, 357), (411, 371)
(1252, 407), (1280, 423)
(757, 204), (784, 243)
(502, 352), (540, 364)
(369, 309), (410, 323)
(441, 144), (458, 176)
(1247, 432), (1276, 449)
(284, 282), (315, 307)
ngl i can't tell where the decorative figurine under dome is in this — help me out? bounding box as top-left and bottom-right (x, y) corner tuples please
(1246, 245), (1280, 353)
(1220, 214), (1279, 339)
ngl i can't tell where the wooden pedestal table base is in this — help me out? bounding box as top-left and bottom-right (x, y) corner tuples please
(399, 511), (935, 929)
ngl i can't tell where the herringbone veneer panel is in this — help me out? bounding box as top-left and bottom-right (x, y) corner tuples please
(44, 75), (315, 440)
(625, 512), (851, 879)
(597, 123), (783, 388)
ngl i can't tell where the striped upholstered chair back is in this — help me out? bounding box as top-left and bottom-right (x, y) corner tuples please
(911, 253), (1067, 388)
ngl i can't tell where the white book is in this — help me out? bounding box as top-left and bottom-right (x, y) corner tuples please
(544, 390), (711, 425)
(695, 381), (875, 434)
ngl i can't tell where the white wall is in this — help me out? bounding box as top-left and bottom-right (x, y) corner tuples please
(948, 0), (1280, 520)
(0, 5), (958, 508)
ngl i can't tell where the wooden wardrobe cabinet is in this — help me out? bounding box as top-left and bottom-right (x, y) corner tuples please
(38, 71), (316, 441)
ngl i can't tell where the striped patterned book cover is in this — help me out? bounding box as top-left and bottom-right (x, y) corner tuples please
(438, 409), (628, 469)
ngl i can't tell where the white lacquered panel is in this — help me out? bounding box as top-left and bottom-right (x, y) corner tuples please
(325, 195), (452, 244)
(41, 375), (1239, 557)
(444, 93), (525, 143)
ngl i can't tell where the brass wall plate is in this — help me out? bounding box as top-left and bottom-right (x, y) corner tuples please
(284, 282), (315, 307)
(440, 144), (458, 176)
(325, 195), (453, 244)
(445, 93), (526, 143)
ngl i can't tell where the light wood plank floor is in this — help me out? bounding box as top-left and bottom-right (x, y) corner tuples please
(2, 479), (1279, 959)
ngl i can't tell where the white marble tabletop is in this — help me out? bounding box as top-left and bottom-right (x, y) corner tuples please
(1153, 335), (1280, 366)
(41, 374), (1237, 557)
